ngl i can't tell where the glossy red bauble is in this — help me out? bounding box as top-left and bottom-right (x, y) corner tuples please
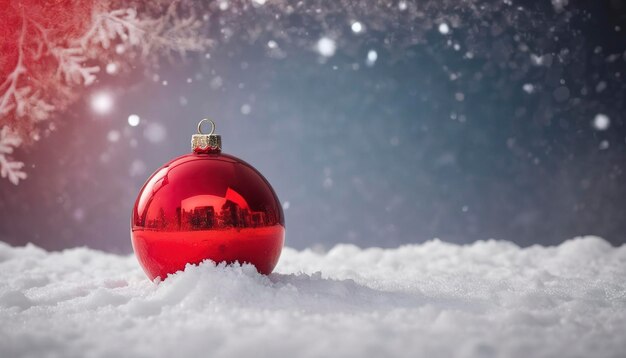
(131, 150), (285, 281)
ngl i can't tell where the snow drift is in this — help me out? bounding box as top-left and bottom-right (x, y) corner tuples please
(1, 237), (625, 358)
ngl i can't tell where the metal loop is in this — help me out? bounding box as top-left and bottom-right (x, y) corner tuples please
(197, 118), (215, 135)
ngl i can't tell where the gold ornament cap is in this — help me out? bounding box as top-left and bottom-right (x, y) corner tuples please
(192, 118), (222, 153)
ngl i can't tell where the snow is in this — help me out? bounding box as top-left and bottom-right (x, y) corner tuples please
(128, 114), (141, 127)
(143, 122), (167, 143)
(106, 130), (121, 143)
(317, 37), (337, 57)
(438, 23), (450, 35)
(593, 113), (610, 131)
(599, 140), (610, 150)
(105, 63), (118, 75)
(551, 0), (569, 13)
(1, 237), (625, 358)
(240, 104), (252, 115)
(366, 50), (378, 66)
(522, 83), (534, 94)
(91, 92), (114, 114)
(351, 21), (363, 34)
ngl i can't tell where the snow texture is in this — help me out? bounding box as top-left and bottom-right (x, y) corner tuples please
(1, 237), (625, 358)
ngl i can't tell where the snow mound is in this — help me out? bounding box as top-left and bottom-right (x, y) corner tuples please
(1, 237), (625, 358)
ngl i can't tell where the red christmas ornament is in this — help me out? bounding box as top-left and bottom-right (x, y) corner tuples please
(131, 119), (285, 280)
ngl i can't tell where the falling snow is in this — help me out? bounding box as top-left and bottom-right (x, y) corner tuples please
(107, 130), (121, 142)
(351, 21), (363, 34)
(105, 63), (118, 75)
(0, 0), (211, 183)
(366, 50), (378, 66)
(0, 0), (625, 259)
(91, 92), (113, 115)
(128, 114), (141, 127)
(599, 140), (610, 150)
(1, 0), (624, 186)
(317, 37), (337, 57)
(523, 83), (535, 94)
(438, 23), (450, 35)
(240, 104), (252, 115)
(143, 122), (167, 143)
(593, 114), (610, 131)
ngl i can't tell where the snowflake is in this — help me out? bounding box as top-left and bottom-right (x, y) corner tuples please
(0, 126), (27, 185)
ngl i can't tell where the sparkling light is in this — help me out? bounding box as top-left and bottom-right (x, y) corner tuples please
(599, 140), (610, 150)
(105, 63), (118, 75)
(107, 130), (120, 142)
(593, 114), (610, 131)
(351, 21), (363, 33)
(129, 160), (147, 177)
(317, 37), (336, 57)
(438, 23), (450, 35)
(128, 114), (140, 127)
(523, 83), (535, 94)
(366, 49), (378, 66)
(144, 122), (167, 143)
(91, 92), (113, 114)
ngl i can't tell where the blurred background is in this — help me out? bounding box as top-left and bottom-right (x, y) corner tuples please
(1, 0), (625, 252)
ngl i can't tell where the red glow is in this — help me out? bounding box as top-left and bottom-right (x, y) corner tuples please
(0, 0), (95, 134)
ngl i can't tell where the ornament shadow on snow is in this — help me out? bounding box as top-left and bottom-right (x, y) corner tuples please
(131, 119), (285, 281)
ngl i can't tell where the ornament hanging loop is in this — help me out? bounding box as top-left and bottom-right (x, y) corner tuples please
(192, 118), (222, 153)
(197, 118), (216, 135)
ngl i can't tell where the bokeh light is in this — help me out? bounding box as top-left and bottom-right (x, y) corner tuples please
(128, 114), (140, 127)
(90, 92), (113, 114)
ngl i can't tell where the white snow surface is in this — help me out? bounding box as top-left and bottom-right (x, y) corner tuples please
(1, 237), (625, 358)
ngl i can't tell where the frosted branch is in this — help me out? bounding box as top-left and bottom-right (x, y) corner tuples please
(0, 3), (210, 185)
(0, 15), (27, 117)
(0, 126), (27, 185)
(80, 8), (144, 49)
(52, 48), (100, 85)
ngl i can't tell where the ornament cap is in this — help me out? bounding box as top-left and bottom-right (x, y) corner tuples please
(192, 118), (222, 153)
